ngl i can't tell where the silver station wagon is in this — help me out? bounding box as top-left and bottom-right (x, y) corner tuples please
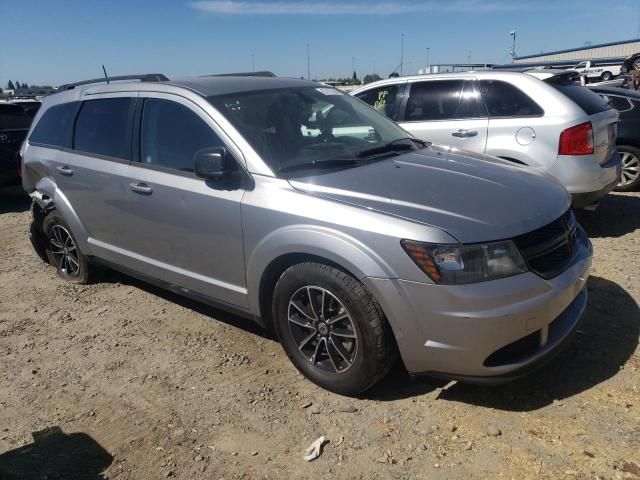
(22, 75), (592, 395)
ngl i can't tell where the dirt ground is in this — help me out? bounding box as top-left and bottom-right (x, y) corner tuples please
(0, 185), (638, 480)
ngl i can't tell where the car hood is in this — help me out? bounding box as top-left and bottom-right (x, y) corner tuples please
(289, 145), (570, 243)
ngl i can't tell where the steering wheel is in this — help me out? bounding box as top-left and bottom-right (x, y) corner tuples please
(314, 108), (334, 143)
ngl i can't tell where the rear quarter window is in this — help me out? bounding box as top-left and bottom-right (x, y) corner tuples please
(355, 84), (401, 118)
(549, 82), (611, 115)
(478, 80), (543, 117)
(29, 102), (80, 148)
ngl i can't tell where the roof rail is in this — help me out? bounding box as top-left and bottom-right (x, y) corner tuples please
(203, 71), (276, 78)
(58, 73), (169, 91)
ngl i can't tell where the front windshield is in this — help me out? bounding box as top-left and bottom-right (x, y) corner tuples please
(208, 86), (414, 174)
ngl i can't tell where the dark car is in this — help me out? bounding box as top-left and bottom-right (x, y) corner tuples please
(620, 53), (640, 74)
(15, 100), (42, 118)
(589, 86), (640, 191)
(0, 103), (32, 187)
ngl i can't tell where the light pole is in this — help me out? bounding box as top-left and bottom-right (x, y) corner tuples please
(426, 47), (430, 73)
(306, 43), (310, 80)
(510, 30), (517, 61)
(400, 33), (404, 76)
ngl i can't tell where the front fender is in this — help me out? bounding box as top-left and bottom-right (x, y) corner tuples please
(245, 224), (395, 315)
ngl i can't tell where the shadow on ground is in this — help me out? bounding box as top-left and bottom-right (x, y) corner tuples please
(0, 186), (29, 214)
(95, 270), (638, 406)
(436, 276), (639, 411)
(577, 192), (640, 238)
(0, 426), (112, 480)
(99, 270), (445, 400)
(99, 268), (274, 341)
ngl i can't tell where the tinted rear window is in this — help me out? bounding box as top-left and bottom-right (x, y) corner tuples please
(0, 104), (33, 130)
(479, 80), (543, 117)
(549, 82), (611, 115)
(74, 98), (134, 159)
(29, 102), (80, 148)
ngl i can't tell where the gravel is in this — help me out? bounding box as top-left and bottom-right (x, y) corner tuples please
(0, 187), (638, 479)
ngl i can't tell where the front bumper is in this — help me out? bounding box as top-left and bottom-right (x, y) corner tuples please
(364, 238), (592, 380)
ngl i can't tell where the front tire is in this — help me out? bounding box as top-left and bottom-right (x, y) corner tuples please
(615, 146), (640, 191)
(43, 212), (90, 284)
(273, 263), (396, 396)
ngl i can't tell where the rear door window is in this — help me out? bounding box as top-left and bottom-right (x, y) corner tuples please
(479, 80), (544, 117)
(403, 80), (483, 121)
(547, 81), (611, 115)
(29, 102), (80, 148)
(0, 104), (33, 130)
(140, 98), (225, 173)
(73, 98), (134, 159)
(355, 84), (401, 118)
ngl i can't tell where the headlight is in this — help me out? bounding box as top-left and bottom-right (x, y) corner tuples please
(401, 239), (527, 285)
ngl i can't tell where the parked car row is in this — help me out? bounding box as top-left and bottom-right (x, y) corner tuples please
(351, 70), (622, 209)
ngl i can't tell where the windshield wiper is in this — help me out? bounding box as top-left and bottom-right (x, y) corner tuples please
(278, 158), (358, 173)
(356, 137), (429, 159)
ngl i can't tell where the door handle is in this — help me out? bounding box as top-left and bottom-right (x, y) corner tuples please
(452, 129), (478, 138)
(129, 182), (153, 194)
(56, 165), (74, 176)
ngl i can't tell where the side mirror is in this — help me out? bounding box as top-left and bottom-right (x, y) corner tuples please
(194, 147), (234, 181)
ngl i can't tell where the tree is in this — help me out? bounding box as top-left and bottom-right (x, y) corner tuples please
(349, 71), (361, 86)
(362, 73), (381, 85)
(22, 82), (29, 89)
(389, 72), (400, 78)
(7, 80), (14, 90)
(15, 81), (21, 89)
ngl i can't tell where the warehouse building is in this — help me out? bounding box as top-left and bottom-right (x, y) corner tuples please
(514, 38), (640, 64)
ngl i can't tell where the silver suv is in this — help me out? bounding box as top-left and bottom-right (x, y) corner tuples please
(22, 75), (592, 395)
(352, 71), (621, 208)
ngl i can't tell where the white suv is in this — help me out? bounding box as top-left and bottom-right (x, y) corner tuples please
(352, 71), (621, 208)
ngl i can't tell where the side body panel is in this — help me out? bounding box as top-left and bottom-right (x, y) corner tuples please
(120, 91), (248, 308)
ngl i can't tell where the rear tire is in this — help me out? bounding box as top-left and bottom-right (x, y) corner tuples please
(43, 212), (90, 284)
(599, 71), (613, 81)
(273, 262), (396, 396)
(29, 222), (49, 263)
(615, 145), (640, 191)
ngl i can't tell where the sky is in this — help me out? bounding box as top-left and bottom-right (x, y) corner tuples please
(1, 0), (639, 87)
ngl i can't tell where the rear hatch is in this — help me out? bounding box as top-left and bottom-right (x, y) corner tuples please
(0, 104), (32, 177)
(545, 78), (617, 164)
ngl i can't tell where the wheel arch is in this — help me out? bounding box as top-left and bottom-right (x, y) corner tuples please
(32, 176), (92, 253)
(257, 253), (363, 333)
(246, 226), (396, 329)
(616, 140), (640, 150)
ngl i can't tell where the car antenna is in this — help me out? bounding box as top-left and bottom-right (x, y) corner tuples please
(102, 65), (110, 85)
